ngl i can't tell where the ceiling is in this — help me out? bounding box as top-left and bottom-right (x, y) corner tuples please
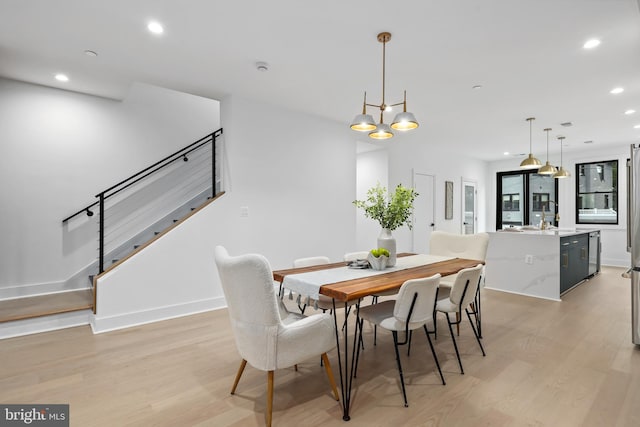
(1, 0), (639, 161)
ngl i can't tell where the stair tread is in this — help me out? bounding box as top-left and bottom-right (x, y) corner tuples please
(0, 289), (93, 323)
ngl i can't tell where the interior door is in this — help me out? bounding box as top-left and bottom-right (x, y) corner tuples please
(462, 179), (477, 234)
(412, 172), (435, 254)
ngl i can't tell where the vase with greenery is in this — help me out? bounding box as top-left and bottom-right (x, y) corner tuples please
(353, 183), (418, 266)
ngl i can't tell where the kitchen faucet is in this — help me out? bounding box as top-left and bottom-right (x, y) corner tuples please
(540, 200), (559, 230)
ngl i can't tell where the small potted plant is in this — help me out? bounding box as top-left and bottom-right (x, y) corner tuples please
(368, 247), (390, 270)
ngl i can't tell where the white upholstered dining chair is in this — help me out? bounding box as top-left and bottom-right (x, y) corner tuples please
(356, 274), (445, 407)
(435, 263), (485, 375)
(343, 251), (369, 262)
(214, 246), (339, 427)
(429, 231), (489, 336)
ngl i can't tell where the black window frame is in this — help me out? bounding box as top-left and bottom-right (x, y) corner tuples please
(496, 169), (559, 230)
(575, 159), (618, 225)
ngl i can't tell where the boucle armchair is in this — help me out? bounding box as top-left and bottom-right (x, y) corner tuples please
(214, 246), (339, 427)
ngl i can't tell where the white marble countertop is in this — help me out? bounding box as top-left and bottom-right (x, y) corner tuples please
(491, 227), (599, 237)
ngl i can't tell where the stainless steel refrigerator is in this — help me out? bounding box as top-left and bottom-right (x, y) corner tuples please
(627, 143), (640, 345)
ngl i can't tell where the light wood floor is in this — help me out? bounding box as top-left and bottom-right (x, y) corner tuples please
(0, 289), (93, 322)
(1, 267), (639, 426)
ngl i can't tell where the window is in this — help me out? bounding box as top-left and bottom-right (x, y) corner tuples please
(496, 170), (558, 229)
(575, 160), (618, 224)
(532, 193), (549, 211)
(502, 194), (520, 211)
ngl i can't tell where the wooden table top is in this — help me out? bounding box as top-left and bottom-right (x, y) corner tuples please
(273, 255), (484, 302)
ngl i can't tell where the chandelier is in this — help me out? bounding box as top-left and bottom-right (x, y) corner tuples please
(350, 32), (419, 140)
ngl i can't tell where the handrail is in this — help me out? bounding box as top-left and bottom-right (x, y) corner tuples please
(98, 128), (222, 198)
(62, 201), (99, 223)
(62, 128), (223, 275)
(62, 128), (222, 223)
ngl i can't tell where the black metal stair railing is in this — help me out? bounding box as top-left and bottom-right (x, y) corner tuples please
(63, 128), (223, 274)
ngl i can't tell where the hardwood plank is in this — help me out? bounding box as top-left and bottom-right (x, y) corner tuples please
(273, 255), (484, 301)
(0, 289), (93, 323)
(1, 267), (639, 426)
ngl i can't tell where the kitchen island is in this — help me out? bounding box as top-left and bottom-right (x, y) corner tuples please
(485, 228), (600, 300)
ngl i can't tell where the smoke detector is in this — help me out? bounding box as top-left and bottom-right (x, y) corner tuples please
(256, 61), (269, 72)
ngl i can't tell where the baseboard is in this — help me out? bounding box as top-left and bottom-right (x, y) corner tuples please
(483, 286), (562, 302)
(90, 297), (227, 334)
(0, 310), (92, 340)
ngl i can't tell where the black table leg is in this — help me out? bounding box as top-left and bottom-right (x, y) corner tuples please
(332, 298), (361, 421)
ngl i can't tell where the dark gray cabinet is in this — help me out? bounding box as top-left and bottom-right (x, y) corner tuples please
(560, 233), (590, 294)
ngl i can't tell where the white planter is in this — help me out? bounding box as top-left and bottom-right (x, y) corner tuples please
(367, 252), (388, 270)
(377, 228), (397, 267)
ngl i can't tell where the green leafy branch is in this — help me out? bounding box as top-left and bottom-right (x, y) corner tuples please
(353, 183), (418, 231)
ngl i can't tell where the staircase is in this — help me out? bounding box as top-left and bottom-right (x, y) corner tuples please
(0, 290), (93, 339)
(1, 129), (224, 339)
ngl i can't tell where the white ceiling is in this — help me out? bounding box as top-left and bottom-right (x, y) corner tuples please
(1, 0), (639, 161)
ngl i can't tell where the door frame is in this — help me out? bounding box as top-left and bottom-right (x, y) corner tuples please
(461, 178), (477, 234)
(412, 170), (437, 252)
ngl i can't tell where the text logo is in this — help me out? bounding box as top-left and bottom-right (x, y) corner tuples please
(1, 405), (69, 426)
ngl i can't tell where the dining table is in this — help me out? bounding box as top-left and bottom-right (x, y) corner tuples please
(272, 253), (484, 421)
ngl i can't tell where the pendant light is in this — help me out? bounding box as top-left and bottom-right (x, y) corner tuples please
(350, 92), (376, 131)
(520, 117), (542, 169)
(553, 136), (571, 178)
(538, 128), (558, 175)
(350, 32), (419, 140)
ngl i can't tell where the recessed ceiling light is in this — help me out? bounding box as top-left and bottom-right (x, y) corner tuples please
(583, 39), (601, 49)
(255, 61), (269, 72)
(610, 87), (624, 94)
(147, 21), (164, 34)
(634, 124), (640, 129)
(503, 151), (510, 156)
(560, 122), (573, 127)
(472, 85), (482, 90)
(55, 74), (69, 82)
(625, 109), (636, 115)
(84, 50), (98, 57)
(584, 140), (594, 144)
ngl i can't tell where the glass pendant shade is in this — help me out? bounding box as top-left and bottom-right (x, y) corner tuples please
(369, 123), (394, 140)
(350, 114), (377, 131)
(520, 117), (542, 169)
(391, 111), (419, 130)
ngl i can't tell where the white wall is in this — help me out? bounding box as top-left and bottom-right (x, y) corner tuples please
(487, 143), (630, 266)
(93, 95), (357, 331)
(355, 147), (388, 251)
(382, 133), (489, 252)
(0, 78), (219, 297)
